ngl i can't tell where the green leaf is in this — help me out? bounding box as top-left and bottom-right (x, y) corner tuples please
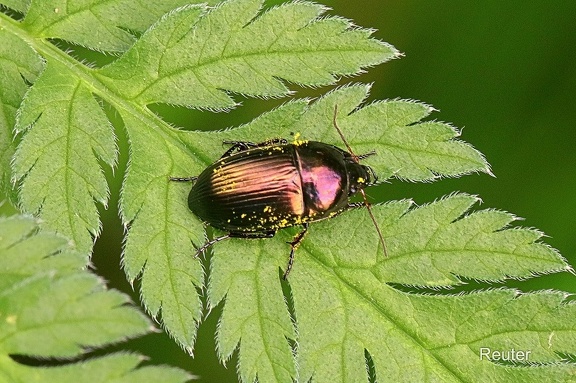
(13, 60), (116, 255)
(0, 354), (190, 383)
(181, 84), (490, 181)
(120, 112), (205, 351)
(208, 237), (296, 383)
(21, 0), (221, 52)
(292, 267), (576, 382)
(2, 0), (28, 14)
(2, 1), (576, 382)
(207, 194), (574, 382)
(0, 29), (42, 202)
(1, 0), (402, 365)
(0, 215), (189, 382)
(96, 0), (398, 108)
(160, 83), (489, 365)
(373, 193), (569, 286)
(294, 196), (573, 382)
(188, 88), (496, 382)
(103, 0), (398, 353)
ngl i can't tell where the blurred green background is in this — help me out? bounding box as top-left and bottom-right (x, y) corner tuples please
(3, 1), (576, 382)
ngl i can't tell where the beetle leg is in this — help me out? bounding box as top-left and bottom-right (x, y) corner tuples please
(365, 165), (378, 183)
(259, 138), (288, 146)
(221, 141), (256, 158)
(194, 231), (276, 257)
(169, 176), (198, 182)
(194, 234), (231, 257)
(283, 223), (309, 280)
(228, 231), (276, 239)
(221, 138), (288, 158)
(230, 138), (287, 147)
(357, 150), (377, 160)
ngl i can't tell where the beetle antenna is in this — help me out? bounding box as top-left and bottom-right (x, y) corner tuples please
(332, 105), (359, 162)
(360, 189), (388, 257)
(332, 105), (388, 257)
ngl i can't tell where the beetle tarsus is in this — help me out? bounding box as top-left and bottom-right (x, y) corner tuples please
(169, 176), (198, 182)
(194, 234), (231, 257)
(357, 150), (377, 160)
(194, 231), (277, 258)
(283, 224), (309, 280)
(221, 141), (255, 158)
(229, 231), (276, 239)
(221, 138), (288, 158)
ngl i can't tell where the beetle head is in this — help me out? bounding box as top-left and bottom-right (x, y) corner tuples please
(346, 161), (373, 195)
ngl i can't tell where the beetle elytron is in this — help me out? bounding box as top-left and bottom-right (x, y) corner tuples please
(171, 107), (386, 279)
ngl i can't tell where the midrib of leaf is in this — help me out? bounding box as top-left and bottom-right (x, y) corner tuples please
(0, 314), (130, 346)
(300, 238), (467, 382)
(332, 136), (484, 171)
(463, 328), (544, 348)
(64, 83), (83, 241)
(345, 277), (466, 382)
(310, 121), (488, 176)
(253, 247), (290, 382)
(162, 183), (189, 331)
(384, 141), (482, 167)
(137, 46), (387, 99)
(397, 248), (558, 264)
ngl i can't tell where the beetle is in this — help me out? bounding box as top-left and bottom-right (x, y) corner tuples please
(171, 107), (386, 279)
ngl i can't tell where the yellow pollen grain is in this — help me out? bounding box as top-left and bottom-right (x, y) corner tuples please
(241, 213), (247, 218)
(292, 132), (309, 146)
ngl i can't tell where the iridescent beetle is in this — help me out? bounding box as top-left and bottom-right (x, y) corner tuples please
(171, 107), (386, 278)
